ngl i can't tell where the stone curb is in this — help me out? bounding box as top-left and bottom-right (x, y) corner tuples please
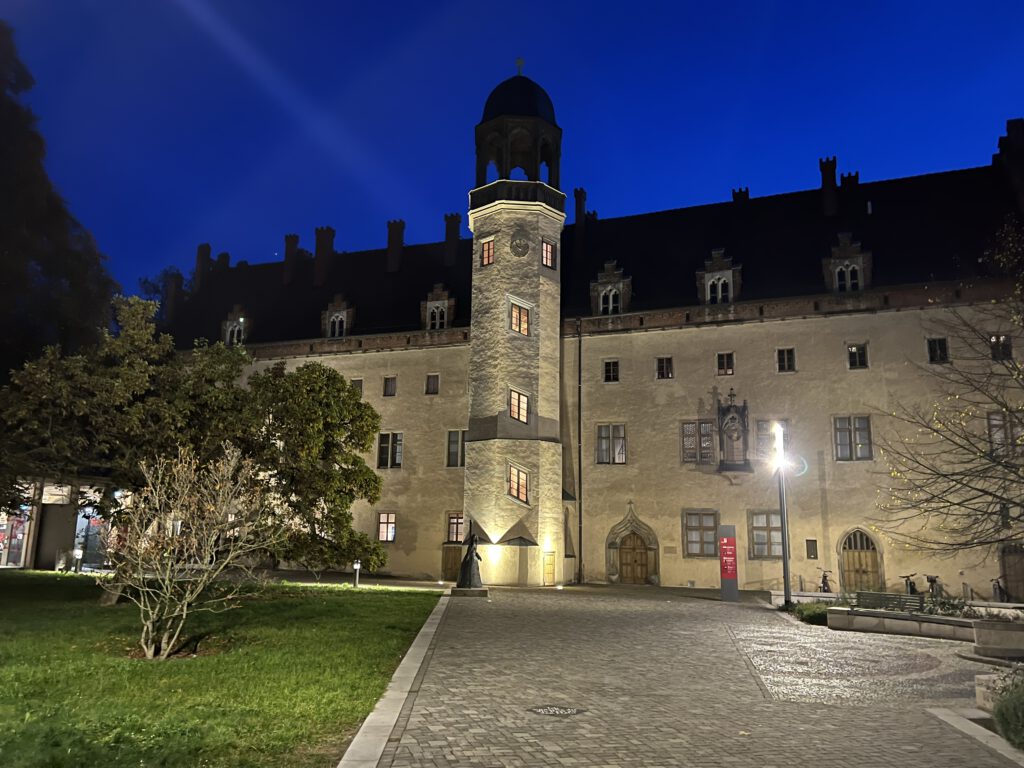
(336, 591), (451, 768)
(927, 707), (1024, 767)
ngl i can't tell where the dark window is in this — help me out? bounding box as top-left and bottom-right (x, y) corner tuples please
(750, 511), (782, 558)
(377, 512), (396, 542)
(604, 360), (619, 382)
(806, 539), (819, 560)
(350, 378), (363, 395)
(428, 305), (446, 330)
(777, 348), (796, 373)
(425, 374), (439, 395)
(447, 513), (464, 543)
(683, 511), (719, 557)
(600, 289), (620, 315)
(717, 352), (735, 376)
(656, 357), (674, 379)
(446, 430), (466, 467)
(377, 432), (403, 468)
(849, 265), (860, 290)
(542, 241), (556, 269)
(834, 416), (872, 461)
(847, 343), (868, 369)
(988, 412), (1022, 457)
(383, 376), (397, 397)
(481, 240), (494, 266)
(927, 337), (949, 364)
(596, 424), (627, 464)
(509, 389), (529, 423)
(510, 303), (529, 335)
(508, 465), (528, 503)
(991, 334), (1013, 361)
(682, 420), (716, 464)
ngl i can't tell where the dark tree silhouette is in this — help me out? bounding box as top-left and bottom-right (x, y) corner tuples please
(0, 21), (116, 382)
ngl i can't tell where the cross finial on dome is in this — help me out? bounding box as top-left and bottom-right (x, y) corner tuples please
(515, 57), (524, 75)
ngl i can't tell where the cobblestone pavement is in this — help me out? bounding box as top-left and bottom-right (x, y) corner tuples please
(379, 588), (1012, 768)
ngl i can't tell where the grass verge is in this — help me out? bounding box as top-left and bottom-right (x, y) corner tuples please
(0, 570), (439, 768)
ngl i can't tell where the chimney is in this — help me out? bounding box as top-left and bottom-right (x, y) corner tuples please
(820, 156), (837, 216)
(574, 187), (587, 264)
(995, 118), (1024, 214)
(731, 187), (749, 203)
(193, 243), (212, 292)
(314, 226), (335, 286)
(215, 251), (230, 270)
(283, 233), (299, 285)
(163, 271), (183, 325)
(443, 213), (460, 267)
(387, 219), (405, 273)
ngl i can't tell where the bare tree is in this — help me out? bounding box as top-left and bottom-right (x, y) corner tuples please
(878, 215), (1024, 551)
(101, 445), (281, 659)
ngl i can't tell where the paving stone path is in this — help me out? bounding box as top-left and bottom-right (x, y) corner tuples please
(378, 587), (1014, 767)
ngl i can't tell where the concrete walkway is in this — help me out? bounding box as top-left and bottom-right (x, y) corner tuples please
(342, 586), (1018, 767)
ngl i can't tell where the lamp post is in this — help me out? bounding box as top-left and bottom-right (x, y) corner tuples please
(353, 559), (361, 588)
(773, 422), (793, 607)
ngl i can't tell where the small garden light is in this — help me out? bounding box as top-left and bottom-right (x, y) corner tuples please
(353, 559), (361, 588)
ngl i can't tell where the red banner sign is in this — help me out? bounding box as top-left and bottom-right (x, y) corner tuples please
(719, 536), (738, 580)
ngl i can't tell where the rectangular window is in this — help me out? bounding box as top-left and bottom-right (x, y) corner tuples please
(683, 510), (719, 557)
(603, 360), (619, 383)
(750, 511), (783, 558)
(834, 416), (872, 461)
(351, 378), (363, 395)
(927, 337), (949, 364)
(656, 356), (674, 379)
(542, 241), (556, 269)
(755, 419), (791, 459)
(377, 512), (396, 542)
(681, 420), (716, 464)
(716, 352), (735, 376)
(991, 334), (1013, 361)
(425, 373), (439, 395)
(447, 513), (464, 543)
(481, 239), (494, 266)
(777, 348), (796, 373)
(988, 412), (1022, 456)
(596, 424), (627, 464)
(383, 375), (397, 397)
(847, 343), (868, 369)
(508, 464), (528, 503)
(806, 539), (819, 560)
(446, 429), (467, 467)
(510, 302), (530, 335)
(509, 389), (529, 423)
(377, 432), (403, 468)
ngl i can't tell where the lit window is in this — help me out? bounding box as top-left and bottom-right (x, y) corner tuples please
(927, 337), (949, 364)
(425, 374), (439, 395)
(481, 240), (494, 266)
(604, 360), (619, 383)
(834, 416), (872, 461)
(600, 288), (620, 315)
(542, 241), (556, 269)
(596, 424), (627, 464)
(447, 513), (464, 543)
(847, 343), (868, 369)
(509, 389), (529, 423)
(377, 512), (396, 542)
(383, 376), (397, 397)
(656, 357), (674, 379)
(991, 334), (1013, 361)
(777, 348), (796, 373)
(717, 352), (734, 376)
(681, 420), (716, 464)
(511, 302), (530, 335)
(508, 464), (528, 503)
(446, 429), (466, 467)
(684, 511), (719, 557)
(750, 511), (782, 558)
(377, 432), (403, 468)
(755, 419), (790, 460)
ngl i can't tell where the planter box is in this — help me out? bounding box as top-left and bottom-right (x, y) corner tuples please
(974, 620), (1024, 660)
(827, 607), (975, 641)
(976, 674), (1000, 712)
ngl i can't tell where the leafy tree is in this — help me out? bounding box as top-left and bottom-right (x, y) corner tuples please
(878, 214), (1024, 551)
(0, 21), (116, 383)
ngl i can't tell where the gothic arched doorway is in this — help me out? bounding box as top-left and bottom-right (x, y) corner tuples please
(605, 503), (659, 585)
(619, 533), (649, 584)
(840, 529), (881, 592)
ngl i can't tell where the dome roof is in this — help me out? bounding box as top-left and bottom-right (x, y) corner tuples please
(481, 75), (557, 125)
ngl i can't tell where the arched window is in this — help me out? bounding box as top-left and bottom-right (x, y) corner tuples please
(226, 322), (243, 346)
(848, 265), (860, 291)
(601, 288), (620, 315)
(429, 305), (446, 330)
(708, 281), (719, 305)
(836, 267), (848, 292)
(719, 279), (730, 303)
(328, 312), (345, 338)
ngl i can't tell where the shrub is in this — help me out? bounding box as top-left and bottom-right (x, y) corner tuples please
(994, 669), (1024, 749)
(791, 601), (830, 625)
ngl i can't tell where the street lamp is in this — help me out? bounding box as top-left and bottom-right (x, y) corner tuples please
(772, 422), (793, 607)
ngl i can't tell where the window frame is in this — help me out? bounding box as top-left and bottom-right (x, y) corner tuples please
(509, 388), (529, 424)
(596, 423), (627, 465)
(656, 356), (674, 380)
(777, 347), (796, 373)
(681, 419), (716, 465)
(542, 240), (557, 269)
(425, 373), (440, 395)
(508, 463), (529, 504)
(382, 375), (397, 397)
(749, 510), (783, 559)
(377, 512), (396, 542)
(480, 238), (495, 267)
(350, 378), (363, 396)
(510, 301), (530, 336)
(446, 513), (464, 543)
(833, 415), (872, 461)
(926, 337), (949, 364)
(847, 342), (868, 370)
(603, 359), (619, 383)
(600, 288), (621, 315)
(755, 419), (791, 460)
(991, 334), (1013, 361)
(377, 432), (404, 469)
(446, 429), (467, 467)
(682, 509), (720, 558)
(716, 351), (735, 376)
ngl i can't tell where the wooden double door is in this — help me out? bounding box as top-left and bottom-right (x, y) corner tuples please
(619, 533), (649, 584)
(841, 530), (881, 592)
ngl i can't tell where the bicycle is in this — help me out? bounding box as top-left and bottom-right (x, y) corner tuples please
(900, 573), (919, 595)
(923, 574), (942, 599)
(993, 577), (1010, 603)
(817, 568), (833, 593)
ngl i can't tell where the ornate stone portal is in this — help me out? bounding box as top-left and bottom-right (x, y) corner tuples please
(605, 502), (659, 585)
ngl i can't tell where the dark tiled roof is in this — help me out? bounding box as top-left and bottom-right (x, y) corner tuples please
(168, 163), (1019, 347)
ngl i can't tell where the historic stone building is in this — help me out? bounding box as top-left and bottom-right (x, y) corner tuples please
(153, 75), (1024, 595)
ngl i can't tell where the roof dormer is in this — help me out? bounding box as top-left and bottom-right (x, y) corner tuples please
(823, 232), (872, 293)
(323, 294), (354, 338)
(590, 261), (632, 316)
(421, 283), (455, 330)
(696, 248), (742, 305)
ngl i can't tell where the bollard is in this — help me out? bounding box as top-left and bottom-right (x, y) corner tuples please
(353, 559), (361, 588)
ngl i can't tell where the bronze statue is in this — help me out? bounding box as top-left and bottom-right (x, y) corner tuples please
(456, 533), (482, 588)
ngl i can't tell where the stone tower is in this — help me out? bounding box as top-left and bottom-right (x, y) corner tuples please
(464, 74), (566, 585)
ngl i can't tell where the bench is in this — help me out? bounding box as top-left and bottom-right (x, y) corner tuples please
(849, 591), (925, 612)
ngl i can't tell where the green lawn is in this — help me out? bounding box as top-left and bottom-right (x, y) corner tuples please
(0, 570), (440, 768)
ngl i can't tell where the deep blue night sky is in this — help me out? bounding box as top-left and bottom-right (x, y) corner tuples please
(6, 2), (1024, 294)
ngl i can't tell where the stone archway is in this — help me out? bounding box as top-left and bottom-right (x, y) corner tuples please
(606, 502), (659, 585)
